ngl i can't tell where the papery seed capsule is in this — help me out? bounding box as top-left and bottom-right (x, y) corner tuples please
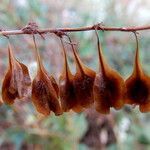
(2, 44), (31, 104)
(125, 33), (150, 112)
(68, 36), (96, 110)
(31, 36), (62, 116)
(93, 29), (125, 114)
(59, 38), (81, 112)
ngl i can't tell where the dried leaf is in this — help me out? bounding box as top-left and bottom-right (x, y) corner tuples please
(125, 33), (150, 112)
(59, 38), (81, 112)
(93, 30), (125, 114)
(68, 37), (96, 110)
(2, 44), (31, 104)
(31, 36), (62, 116)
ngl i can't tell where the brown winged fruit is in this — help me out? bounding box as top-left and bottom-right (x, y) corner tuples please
(125, 33), (150, 112)
(31, 36), (62, 116)
(93, 30), (125, 114)
(59, 38), (82, 112)
(68, 36), (96, 110)
(2, 44), (31, 104)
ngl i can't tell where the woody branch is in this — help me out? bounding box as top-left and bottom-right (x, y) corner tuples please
(0, 22), (150, 37)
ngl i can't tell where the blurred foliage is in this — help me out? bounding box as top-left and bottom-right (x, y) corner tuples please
(0, 0), (150, 150)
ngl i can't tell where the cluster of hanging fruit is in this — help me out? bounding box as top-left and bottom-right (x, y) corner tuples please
(1, 29), (150, 116)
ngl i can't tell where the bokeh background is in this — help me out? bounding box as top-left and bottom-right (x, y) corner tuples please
(0, 0), (150, 150)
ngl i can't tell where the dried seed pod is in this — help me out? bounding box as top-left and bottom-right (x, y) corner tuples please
(2, 44), (31, 104)
(31, 36), (62, 116)
(93, 30), (125, 114)
(59, 38), (82, 112)
(68, 36), (96, 109)
(125, 33), (150, 112)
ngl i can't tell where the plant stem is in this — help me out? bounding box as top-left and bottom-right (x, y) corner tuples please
(0, 25), (150, 36)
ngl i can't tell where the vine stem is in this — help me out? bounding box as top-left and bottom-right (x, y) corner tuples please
(0, 24), (150, 36)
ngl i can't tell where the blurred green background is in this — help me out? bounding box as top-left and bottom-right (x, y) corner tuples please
(0, 0), (150, 150)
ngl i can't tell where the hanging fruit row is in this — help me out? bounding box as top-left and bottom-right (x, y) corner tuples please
(1, 29), (150, 116)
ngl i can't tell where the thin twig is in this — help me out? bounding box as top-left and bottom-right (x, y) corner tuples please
(0, 24), (150, 36)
